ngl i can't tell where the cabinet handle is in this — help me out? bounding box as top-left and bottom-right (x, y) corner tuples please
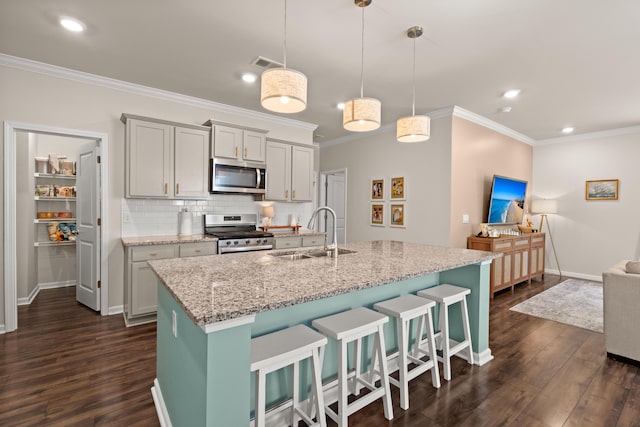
(235, 146), (238, 158)
(164, 183), (168, 194)
(244, 147), (248, 158)
(176, 183), (180, 195)
(150, 252), (157, 257)
(285, 189), (288, 199)
(292, 190), (296, 199)
(195, 249), (201, 253)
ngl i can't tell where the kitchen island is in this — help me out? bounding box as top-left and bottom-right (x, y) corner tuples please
(148, 240), (499, 426)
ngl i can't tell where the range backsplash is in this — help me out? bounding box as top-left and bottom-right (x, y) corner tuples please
(121, 195), (314, 237)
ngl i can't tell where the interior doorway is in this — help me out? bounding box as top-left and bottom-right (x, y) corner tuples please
(319, 169), (347, 244)
(3, 122), (110, 333)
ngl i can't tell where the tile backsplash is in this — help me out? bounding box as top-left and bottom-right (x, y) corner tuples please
(121, 195), (315, 237)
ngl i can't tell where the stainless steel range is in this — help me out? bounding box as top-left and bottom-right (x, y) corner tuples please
(204, 213), (274, 254)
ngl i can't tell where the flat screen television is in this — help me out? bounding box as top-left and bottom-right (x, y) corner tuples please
(487, 175), (527, 225)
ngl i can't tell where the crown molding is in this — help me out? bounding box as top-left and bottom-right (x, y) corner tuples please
(535, 125), (640, 146)
(451, 106), (536, 145)
(0, 53), (317, 132)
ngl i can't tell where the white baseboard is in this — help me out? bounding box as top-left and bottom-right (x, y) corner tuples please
(109, 305), (124, 315)
(17, 280), (76, 305)
(0, 324), (5, 334)
(151, 378), (172, 427)
(545, 268), (602, 282)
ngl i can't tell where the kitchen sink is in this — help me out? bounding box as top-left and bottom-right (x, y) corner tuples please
(270, 248), (357, 261)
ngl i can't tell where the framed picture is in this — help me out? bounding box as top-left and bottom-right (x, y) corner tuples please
(370, 204), (384, 226)
(390, 176), (406, 200)
(390, 203), (405, 227)
(371, 179), (384, 201)
(586, 179), (618, 200)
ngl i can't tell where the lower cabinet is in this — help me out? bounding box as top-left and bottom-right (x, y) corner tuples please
(273, 234), (326, 249)
(124, 241), (217, 325)
(467, 233), (545, 299)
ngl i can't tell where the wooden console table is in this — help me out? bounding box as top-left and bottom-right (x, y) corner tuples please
(467, 233), (545, 299)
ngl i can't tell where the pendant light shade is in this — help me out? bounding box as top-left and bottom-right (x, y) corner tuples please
(397, 25), (430, 143)
(396, 115), (430, 142)
(343, 0), (380, 132)
(260, 0), (307, 114)
(261, 68), (307, 113)
(343, 97), (381, 132)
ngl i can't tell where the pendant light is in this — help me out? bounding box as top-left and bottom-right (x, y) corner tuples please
(396, 26), (430, 142)
(343, 0), (381, 132)
(261, 0), (307, 113)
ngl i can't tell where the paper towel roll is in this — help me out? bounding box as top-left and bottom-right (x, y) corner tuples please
(179, 208), (193, 236)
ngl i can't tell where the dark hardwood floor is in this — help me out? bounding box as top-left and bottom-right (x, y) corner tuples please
(2, 276), (639, 426)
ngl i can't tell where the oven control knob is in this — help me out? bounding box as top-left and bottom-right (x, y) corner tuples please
(233, 240), (238, 245)
(225, 241), (231, 246)
(262, 238), (268, 244)
(245, 239), (250, 244)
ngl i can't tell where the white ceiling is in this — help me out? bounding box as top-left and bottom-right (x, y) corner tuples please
(2, 0), (639, 143)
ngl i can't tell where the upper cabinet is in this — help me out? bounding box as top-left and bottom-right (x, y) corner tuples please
(209, 122), (267, 163)
(123, 114), (210, 199)
(266, 140), (314, 202)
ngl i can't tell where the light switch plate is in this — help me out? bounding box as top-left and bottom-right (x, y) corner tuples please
(462, 214), (469, 224)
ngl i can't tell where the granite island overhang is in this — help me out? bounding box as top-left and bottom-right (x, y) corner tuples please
(148, 240), (500, 426)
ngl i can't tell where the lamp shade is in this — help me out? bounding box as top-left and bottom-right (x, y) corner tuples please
(260, 68), (307, 113)
(531, 199), (558, 214)
(260, 206), (275, 218)
(343, 97), (381, 132)
(396, 115), (430, 142)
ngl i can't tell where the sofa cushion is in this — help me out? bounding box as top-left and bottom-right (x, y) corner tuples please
(625, 261), (640, 274)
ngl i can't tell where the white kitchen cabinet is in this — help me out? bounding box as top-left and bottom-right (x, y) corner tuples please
(123, 114), (210, 199)
(212, 124), (267, 163)
(273, 234), (326, 249)
(124, 241), (217, 326)
(266, 140), (314, 202)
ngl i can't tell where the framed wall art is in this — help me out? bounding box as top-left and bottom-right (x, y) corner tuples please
(390, 176), (405, 200)
(371, 178), (384, 200)
(586, 179), (618, 200)
(390, 203), (405, 227)
(370, 204), (384, 226)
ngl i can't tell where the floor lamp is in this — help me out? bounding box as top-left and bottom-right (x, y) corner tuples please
(531, 199), (561, 279)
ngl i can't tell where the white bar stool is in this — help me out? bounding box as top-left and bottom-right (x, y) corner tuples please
(312, 307), (393, 427)
(374, 294), (441, 410)
(417, 284), (474, 381)
(251, 324), (328, 427)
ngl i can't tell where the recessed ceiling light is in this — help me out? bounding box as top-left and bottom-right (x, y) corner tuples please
(60, 17), (86, 33)
(337, 102), (345, 110)
(562, 127), (574, 134)
(503, 89), (521, 99)
(241, 73), (257, 83)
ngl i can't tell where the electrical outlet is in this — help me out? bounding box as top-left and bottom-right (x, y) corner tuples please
(462, 214), (470, 224)
(122, 211), (131, 223)
(172, 310), (177, 338)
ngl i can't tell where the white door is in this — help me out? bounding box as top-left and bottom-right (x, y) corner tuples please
(324, 171), (347, 244)
(76, 141), (101, 310)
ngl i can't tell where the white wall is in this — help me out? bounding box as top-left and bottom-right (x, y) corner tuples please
(319, 115), (453, 246)
(533, 130), (640, 279)
(0, 62), (316, 325)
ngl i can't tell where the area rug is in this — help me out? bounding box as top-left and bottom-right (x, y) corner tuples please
(510, 279), (603, 333)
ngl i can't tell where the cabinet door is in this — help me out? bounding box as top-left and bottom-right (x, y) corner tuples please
(242, 131), (266, 163)
(130, 261), (159, 316)
(213, 125), (242, 160)
(266, 141), (291, 201)
(291, 145), (314, 202)
(274, 236), (302, 249)
(127, 119), (173, 197)
(174, 127), (210, 199)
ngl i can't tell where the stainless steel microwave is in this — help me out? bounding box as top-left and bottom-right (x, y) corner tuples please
(210, 158), (266, 194)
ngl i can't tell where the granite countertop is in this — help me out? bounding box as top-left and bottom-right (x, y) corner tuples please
(121, 234), (218, 247)
(148, 240), (501, 327)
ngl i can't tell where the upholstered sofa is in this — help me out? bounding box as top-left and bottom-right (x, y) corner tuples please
(602, 260), (640, 364)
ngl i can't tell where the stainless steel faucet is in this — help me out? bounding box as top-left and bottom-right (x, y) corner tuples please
(307, 206), (338, 258)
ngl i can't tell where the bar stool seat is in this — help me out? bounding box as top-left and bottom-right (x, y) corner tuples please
(374, 294), (441, 410)
(251, 324), (328, 427)
(312, 307), (393, 427)
(417, 284), (474, 381)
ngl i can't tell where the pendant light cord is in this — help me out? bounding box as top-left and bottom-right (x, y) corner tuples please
(411, 36), (416, 116)
(360, 4), (365, 98)
(283, 0), (287, 69)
